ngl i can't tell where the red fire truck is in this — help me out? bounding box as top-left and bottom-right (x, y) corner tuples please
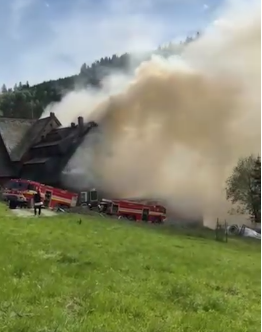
(99, 198), (167, 223)
(2, 178), (80, 209)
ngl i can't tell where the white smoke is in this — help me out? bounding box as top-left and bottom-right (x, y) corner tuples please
(43, 0), (261, 225)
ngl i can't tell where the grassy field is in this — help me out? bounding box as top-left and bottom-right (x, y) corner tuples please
(0, 203), (260, 332)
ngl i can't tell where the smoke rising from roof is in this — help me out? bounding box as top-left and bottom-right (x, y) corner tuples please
(46, 0), (261, 223)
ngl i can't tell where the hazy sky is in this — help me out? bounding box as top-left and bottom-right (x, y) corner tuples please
(0, 0), (223, 87)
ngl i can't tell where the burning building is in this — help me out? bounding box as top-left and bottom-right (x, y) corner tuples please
(0, 113), (98, 187)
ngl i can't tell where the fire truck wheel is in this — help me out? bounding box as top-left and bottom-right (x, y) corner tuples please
(54, 204), (65, 211)
(61, 204), (69, 211)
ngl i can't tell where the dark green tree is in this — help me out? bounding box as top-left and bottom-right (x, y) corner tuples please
(250, 156), (261, 223)
(1, 84), (7, 93)
(80, 63), (87, 75)
(226, 155), (261, 223)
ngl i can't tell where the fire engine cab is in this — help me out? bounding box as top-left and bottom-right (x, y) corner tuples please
(77, 189), (99, 208)
(3, 178), (79, 210)
(99, 198), (166, 223)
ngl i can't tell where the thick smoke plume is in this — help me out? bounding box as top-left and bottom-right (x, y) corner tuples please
(45, 0), (261, 224)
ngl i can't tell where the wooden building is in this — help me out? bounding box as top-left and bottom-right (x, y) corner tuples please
(0, 113), (98, 187)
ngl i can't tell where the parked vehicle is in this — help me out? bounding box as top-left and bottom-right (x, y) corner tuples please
(99, 198), (167, 223)
(2, 178), (78, 209)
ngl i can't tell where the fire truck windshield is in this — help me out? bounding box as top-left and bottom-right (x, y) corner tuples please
(6, 181), (36, 191)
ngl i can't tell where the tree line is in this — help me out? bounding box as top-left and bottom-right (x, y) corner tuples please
(0, 34), (200, 120)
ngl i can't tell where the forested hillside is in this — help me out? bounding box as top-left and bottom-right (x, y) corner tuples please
(0, 35), (199, 119)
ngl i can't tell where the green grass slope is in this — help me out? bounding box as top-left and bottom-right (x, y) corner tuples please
(0, 204), (260, 332)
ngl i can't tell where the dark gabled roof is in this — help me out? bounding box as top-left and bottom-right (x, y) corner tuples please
(10, 116), (61, 161)
(19, 120), (98, 185)
(55, 126), (78, 138)
(32, 126), (78, 148)
(0, 114), (62, 162)
(0, 118), (35, 157)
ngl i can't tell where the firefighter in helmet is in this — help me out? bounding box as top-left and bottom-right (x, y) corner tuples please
(33, 188), (42, 216)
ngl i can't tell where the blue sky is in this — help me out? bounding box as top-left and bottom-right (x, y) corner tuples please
(0, 0), (223, 87)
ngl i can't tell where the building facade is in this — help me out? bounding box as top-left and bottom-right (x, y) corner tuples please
(0, 113), (98, 187)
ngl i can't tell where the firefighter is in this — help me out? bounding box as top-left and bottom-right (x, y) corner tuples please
(33, 189), (42, 216)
